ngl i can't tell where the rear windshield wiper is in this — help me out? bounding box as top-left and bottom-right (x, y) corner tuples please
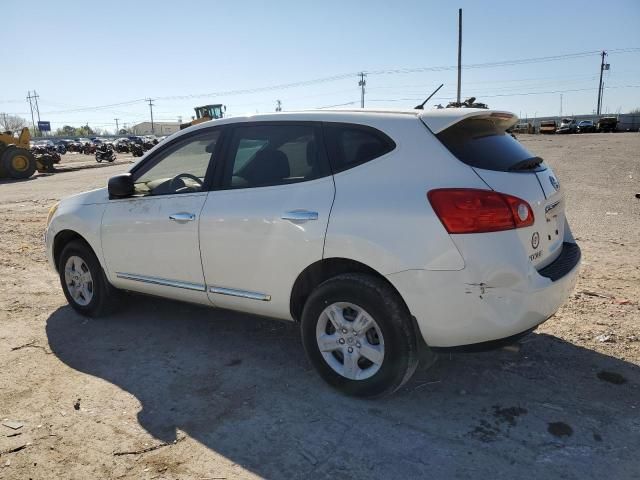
(508, 156), (544, 171)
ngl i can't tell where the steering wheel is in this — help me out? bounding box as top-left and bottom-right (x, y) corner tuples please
(169, 173), (204, 192)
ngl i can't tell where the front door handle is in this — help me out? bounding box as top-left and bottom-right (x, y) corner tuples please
(169, 212), (196, 222)
(281, 210), (319, 223)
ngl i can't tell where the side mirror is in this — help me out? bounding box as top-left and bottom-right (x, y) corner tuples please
(108, 173), (134, 199)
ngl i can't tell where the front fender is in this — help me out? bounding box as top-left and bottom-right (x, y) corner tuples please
(46, 202), (108, 273)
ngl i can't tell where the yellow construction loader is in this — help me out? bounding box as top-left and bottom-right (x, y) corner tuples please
(0, 127), (38, 179)
(180, 104), (226, 130)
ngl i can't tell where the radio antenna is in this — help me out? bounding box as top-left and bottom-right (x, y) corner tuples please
(414, 84), (444, 110)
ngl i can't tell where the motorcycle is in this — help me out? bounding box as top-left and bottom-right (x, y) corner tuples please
(115, 141), (130, 153)
(95, 144), (116, 163)
(82, 142), (96, 155)
(31, 145), (61, 172)
(129, 143), (144, 157)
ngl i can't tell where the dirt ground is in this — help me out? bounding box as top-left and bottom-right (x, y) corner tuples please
(0, 134), (639, 479)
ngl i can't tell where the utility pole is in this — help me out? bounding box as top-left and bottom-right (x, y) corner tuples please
(560, 94), (563, 118)
(456, 8), (462, 104)
(358, 72), (367, 108)
(114, 118), (120, 134)
(26, 91), (37, 134)
(146, 98), (155, 134)
(275, 100), (282, 112)
(596, 50), (608, 116)
(33, 90), (41, 124)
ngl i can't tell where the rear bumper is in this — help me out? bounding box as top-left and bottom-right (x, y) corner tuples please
(387, 241), (581, 348)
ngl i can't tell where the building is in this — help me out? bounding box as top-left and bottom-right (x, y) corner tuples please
(130, 122), (180, 136)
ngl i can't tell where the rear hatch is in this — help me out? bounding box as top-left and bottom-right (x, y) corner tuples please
(422, 111), (565, 270)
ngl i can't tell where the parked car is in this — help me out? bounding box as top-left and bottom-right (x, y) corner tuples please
(556, 118), (577, 134)
(539, 120), (557, 134)
(597, 116), (618, 133)
(512, 122), (533, 134)
(44, 109), (580, 397)
(576, 120), (596, 133)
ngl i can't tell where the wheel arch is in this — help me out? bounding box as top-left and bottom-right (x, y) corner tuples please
(289, 257), (411, 322)
(53, 230), (95, 272)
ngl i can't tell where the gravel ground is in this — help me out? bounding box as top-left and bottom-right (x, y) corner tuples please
(0, 134), (638, 479)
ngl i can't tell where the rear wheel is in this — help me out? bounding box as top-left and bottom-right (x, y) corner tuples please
(2, 148), (36, 179)
(58, 240), (119, 317)
(301, 273), (420, 397)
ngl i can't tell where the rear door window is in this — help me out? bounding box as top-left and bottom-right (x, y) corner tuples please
(323, 123), (395, 173)
(436, 117), (544, 172)
(223, 124), (330, 188)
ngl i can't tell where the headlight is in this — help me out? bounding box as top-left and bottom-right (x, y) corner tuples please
(46, 202), (59, 227)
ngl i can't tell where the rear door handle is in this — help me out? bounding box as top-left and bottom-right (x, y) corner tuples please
(281, 210), (319, 223)
(169, 212), (196, 222)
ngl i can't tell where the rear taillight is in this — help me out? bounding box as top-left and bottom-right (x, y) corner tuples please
(427, 188), (534, 234)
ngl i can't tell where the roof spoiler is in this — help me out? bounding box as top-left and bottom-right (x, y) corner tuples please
(419, 110), (518, 134)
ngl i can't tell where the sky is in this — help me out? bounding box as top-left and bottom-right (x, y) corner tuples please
(2, 0), (639, 133)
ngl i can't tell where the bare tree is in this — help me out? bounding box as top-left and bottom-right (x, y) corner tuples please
(0, 113), (28, 133)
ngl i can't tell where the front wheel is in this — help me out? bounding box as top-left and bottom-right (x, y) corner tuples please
(58, 240), (119, 317)
(301, 273), (420, 397)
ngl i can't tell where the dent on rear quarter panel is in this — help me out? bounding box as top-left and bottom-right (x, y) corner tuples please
(323, 116), (486, 274)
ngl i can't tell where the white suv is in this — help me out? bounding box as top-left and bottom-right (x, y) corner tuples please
(45, 109), (580, 397)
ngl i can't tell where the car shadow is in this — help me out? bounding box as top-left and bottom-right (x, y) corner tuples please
(46, 297), (640, 479)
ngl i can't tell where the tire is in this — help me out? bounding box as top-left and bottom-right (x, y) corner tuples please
(58, 240), (119, 317)
(301, 273), (420, 397)
(2, 148), (36, 179)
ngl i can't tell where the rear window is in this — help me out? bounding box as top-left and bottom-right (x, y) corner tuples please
(323, 123), (395, 173)
(436, 117), (543, 172)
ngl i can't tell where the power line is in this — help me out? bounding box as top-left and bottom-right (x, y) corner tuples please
(148, 48), (640, 102)
(365, 84), (640, 103)
(10, 47), (639, 117)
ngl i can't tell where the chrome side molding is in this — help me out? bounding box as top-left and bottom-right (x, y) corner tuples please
(115, 272), (271, 301)
(115, 272), (206, 292)
(209, 286), (271, 301)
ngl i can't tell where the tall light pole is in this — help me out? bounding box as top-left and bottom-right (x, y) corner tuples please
(114, 118), (120, 134)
